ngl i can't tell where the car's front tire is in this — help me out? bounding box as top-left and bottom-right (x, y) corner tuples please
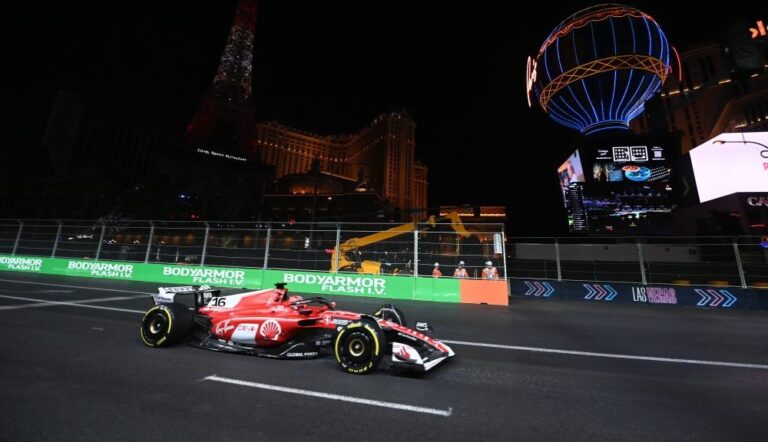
(140, 303), (193, 348)
(334, 319), (385, 374)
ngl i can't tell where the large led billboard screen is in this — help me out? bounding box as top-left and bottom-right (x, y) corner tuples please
(557, 134), (677, 234)
(689, 132), (768, 203)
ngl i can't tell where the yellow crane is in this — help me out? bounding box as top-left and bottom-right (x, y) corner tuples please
(330, 211), (471, 275)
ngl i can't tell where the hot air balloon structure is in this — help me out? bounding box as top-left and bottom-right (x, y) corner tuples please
(527, 4), (672, 134)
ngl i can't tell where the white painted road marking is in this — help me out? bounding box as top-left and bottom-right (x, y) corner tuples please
(204, 374), (453, 417)
(1, 277), (767, 371)
(0, 278), (154, 295)
(0, 289), (74, 295)
(443, 339), (768, 370)
(0, 293), (145, 314)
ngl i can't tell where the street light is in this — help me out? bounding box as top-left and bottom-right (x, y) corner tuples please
(712, 137), (768, 158)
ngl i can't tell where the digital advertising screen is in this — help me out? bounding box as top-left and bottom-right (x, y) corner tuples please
(557, 149), (585, 202)
(689, 132), (768, 203)
(590, 144), (671, 184)
(577, 182), (673, 234)
(558, 135), (678, 234)
(557, 150), (587, 231)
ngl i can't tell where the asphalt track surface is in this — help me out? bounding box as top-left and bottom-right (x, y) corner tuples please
(1, 272), (767, 441)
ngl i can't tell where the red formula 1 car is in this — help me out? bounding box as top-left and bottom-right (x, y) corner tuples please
(139, 283), (454, 374)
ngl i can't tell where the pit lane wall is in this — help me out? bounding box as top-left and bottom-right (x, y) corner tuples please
(510, 279), (767, 310)
(0, 255), (509, 305)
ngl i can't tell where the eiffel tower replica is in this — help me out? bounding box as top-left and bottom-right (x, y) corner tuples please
(184, 0), (258, 155)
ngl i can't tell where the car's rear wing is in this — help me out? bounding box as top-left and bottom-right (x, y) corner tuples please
(153, 285), (221, 308)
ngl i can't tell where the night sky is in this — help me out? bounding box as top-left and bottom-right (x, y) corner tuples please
(7, 1), (760, 235)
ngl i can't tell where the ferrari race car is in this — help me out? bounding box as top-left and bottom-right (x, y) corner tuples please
(139, 283), (454, 374)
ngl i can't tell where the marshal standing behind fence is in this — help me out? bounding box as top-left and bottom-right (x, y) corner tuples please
(481, 261), (499, 280)
(453, 261), (468, 278)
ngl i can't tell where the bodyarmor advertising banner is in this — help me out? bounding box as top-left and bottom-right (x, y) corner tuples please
(0, 254), (480, 304)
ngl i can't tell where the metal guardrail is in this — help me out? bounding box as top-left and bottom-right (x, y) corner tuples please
(506, 236), (768, 289)
(2, 220), (765, 288)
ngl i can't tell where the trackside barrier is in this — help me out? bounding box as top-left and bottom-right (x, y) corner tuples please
(0, 254), (509, 306)
(510, 279), (766, 310)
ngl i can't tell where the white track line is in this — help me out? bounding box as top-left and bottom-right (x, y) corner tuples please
(0, 277), (154, 295)
(204, 374), (452, 417)
(443, 339), (768, 370)
(0, 294), (146, 311)
(1, 277), (766, 371)
(0, 293), (145, 314)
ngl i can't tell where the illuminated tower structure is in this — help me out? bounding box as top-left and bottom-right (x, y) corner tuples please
(157, 0), (265, 220)
(184, 0), (258, 155)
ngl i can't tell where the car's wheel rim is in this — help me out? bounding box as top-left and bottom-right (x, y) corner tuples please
(343, 331), (372, 366)
(144, 313), (167, 339)
(149, 317), (164, 334)
(349, 338), (365, 357)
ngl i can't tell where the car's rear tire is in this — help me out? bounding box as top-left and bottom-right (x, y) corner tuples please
(373, 304), (406, 327)
(334, 319), (385, 374)
(140, 303), (193, 348)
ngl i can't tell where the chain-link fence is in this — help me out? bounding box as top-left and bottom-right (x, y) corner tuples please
(0, 219), (506, 280)
(6, 219), (763, 288)
(507, 236), (768, 288)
